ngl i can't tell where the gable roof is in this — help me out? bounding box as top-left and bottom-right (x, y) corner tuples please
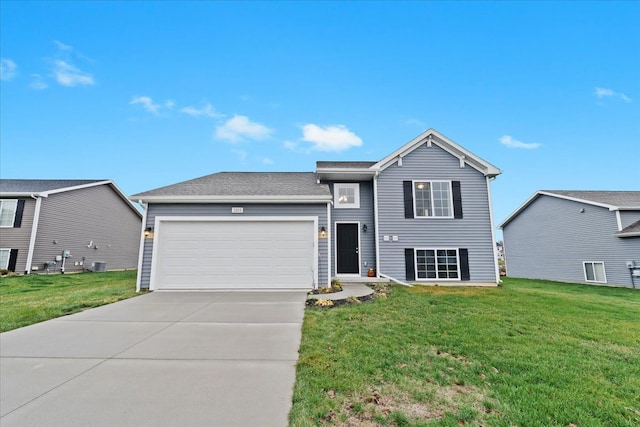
(615, 219), (640, 238)
(131, 172), (332, 203)
(0, 179), (142, 218)
(0, 179), (106, 195)
(372, 129), (501, 177)
(499, 190), (640, 229)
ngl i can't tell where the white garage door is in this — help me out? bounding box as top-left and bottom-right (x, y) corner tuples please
(151, 218), (316, 290)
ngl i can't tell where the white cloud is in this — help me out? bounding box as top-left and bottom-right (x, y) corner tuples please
(215, 115), (273, 142)
(0, 59), (17, 81)
(54, 60), (94, 86)
(53, 40), (72, 51)
(594, 87), (631, 103)
(499, 135), (541, 150)
(181, 103), (224, 118)
(128, 96), (174, 115)
(300, 124), (363, 152)
(30, 74), (48, 90)
(232, 149), (247, 161)
(262, 157), (274, 165)
(405, 118), (426, 127)
(283, 140), (298, 150)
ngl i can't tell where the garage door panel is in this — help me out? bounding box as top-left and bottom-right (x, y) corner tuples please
(153, 220), (315, 290)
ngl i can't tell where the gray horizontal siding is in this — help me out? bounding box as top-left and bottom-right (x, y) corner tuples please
(32, 185), (141, 273)
(329, 181), (376, 276)
(620, 211), (640, 229)
(503, 195), (640, 287)
(0, 198), (35, 272)
(376, 143), (496, 282)
(140, 203), (328, 289)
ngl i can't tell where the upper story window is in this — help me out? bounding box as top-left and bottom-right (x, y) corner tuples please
(414, 181), (452, 218)
(334, 183), (360, 209)
(0, 200), (18, 227)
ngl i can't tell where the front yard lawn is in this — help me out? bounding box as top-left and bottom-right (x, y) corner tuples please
(290, 278), (640, 426)
(0, 270), (138, 332)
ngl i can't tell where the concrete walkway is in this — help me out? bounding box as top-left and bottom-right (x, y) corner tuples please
(0, 290), (307, 427)
(307, 282), (375, 300)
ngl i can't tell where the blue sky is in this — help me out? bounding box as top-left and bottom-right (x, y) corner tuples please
(1, 1), (638, 234)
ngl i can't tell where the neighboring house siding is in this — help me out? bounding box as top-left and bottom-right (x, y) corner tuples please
(376, 143), (496, 282)
(620, 210), (640, 229)
(0, 198), (35, 272)
(502, 195), (640, 287)
(32, 185), (141, 272)
(329, 180), (376, 277)
(140, 203), (328, 289)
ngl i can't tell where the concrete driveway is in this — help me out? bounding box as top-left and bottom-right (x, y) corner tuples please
(0, 290), (307, 427)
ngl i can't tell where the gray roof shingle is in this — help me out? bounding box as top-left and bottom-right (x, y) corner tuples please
(0, 179), (105, 194)
(131, 172), (331, 198)
(542, 190), (640, 208)
(617, 219), (640, 236)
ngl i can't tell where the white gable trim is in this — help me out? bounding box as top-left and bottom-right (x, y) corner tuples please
(371, 129), (501, 177)
(498, 190), (628, 229)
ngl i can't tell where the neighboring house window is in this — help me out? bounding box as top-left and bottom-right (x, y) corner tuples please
(0, 249), (10, 270)
(403, 181), (462, 219)
(583, 261), (607, 283)
(414, 181), (452, 217)
(0, 200), (18, 227)
(334, 183), (360, 209)
(416, 249), (460, 279)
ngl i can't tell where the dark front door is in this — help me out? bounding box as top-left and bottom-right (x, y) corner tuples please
(336, 223), (359, 274)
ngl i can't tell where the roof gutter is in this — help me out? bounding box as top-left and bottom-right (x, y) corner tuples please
(131, 195), (333, 204)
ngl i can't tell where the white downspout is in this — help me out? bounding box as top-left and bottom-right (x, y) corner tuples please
(25, 195), (43, 274)
(326, 201), (332, 287)
(486, 176), (500, 284)
(373, 170), (381, 278)
(135, 201), (148, 292)
(379, 272), (413, 287)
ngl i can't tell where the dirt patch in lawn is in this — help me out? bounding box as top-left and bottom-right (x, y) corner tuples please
(336, 381), (496, 426)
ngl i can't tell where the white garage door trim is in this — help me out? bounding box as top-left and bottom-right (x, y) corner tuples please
(149, 216), (318, 291)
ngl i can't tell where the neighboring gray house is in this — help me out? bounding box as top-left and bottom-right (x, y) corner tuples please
(0, 180), (142, 274)
(132, 129), (501, 291)
(499, 190), (640, 288)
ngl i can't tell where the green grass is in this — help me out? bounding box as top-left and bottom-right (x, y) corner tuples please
(290, 278), (640, 426)
(0, 270), (139, 332)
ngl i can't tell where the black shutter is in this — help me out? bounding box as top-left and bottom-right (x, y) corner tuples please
(405, 248), (415, 281)
(452, 181), (463, 219)
(459, 248), (470, 281)
(403, 181), (414, 218)
(13, 200), (25, 228)
(7, 249), (18, 272)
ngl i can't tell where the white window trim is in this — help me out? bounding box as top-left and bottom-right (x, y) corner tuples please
(334, 183), (360, 209)
(0, 248), (11, 270)
(412, 180), (454, 219)
(0, 200), (18, 228)
(583, 261), (607, 283)
(414, 248), (461, 281)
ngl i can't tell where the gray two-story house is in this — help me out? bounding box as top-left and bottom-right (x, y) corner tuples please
(499, 190), (640, 288)
(0, 180), (142, 274)
(132, 129), (501, 291)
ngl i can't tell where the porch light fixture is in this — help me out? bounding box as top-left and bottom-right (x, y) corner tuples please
(319, 226), (327, 238)
(362, 224), (367, 232)
(144, 227), (153, 237)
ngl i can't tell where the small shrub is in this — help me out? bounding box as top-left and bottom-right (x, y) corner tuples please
(318, 286), (334, 294)
(314, 299), (335, 307)
(346, 296), (361, 304)
(331, 278), (342, 291)
(0, 269), (12, 277)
